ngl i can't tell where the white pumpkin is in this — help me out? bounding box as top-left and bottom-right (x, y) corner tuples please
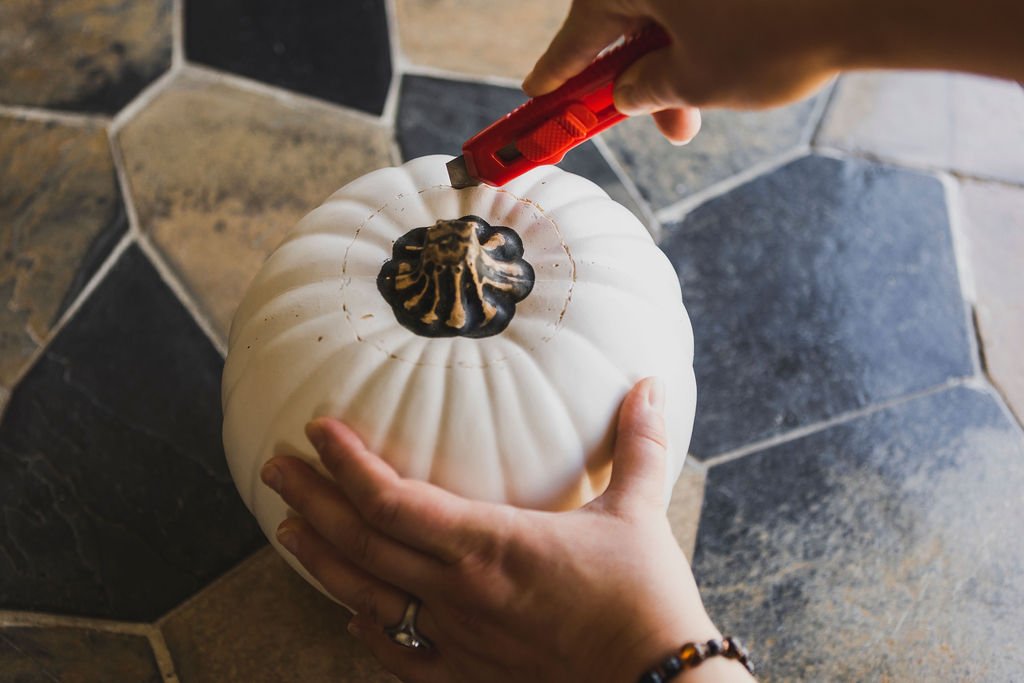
(222, 155), (696, 586)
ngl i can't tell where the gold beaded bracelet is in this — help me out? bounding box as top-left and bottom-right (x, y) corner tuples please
(637, 636), (755, 683)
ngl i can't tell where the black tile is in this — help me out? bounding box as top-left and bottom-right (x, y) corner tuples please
(0, 246), (264, 621)
(692, 385), (1024, 680)
(184, 0), (392, 115)
(396, 75), (651, 224)
(0, 625), (161, 682)
(662, 155), (973, 458)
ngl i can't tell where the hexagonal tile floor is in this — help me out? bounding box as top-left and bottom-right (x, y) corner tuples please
(1, 3), (1022, 682)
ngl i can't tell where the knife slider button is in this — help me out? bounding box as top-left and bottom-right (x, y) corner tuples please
(517, 104), (599, 163)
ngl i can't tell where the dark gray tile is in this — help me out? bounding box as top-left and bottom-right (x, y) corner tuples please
(662, 155), (973, 458)
(693, 385), (1024, 681)
(0, 246), (263, 621)
(603, 90), (827, 211)
(396, 75), (651, 224)
(184, 0), (392, 115)
(0, 625), (161, 683)
(0, 0), (172, 114)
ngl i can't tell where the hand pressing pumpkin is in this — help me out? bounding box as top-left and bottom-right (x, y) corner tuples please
(260, 378), (754, 683)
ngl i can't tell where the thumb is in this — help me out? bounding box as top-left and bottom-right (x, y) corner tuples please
(599, 376), (669, 513)
(523, 4), (643, 96)
(613, 46), (689, 115)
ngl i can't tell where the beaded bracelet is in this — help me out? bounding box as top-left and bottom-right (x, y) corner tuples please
(637, 636), (755, 683)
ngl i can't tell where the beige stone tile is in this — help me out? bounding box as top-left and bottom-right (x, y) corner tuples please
(162, 547), (396, 683)
(116, 72), (393, 340)
(395, 0), (570, 81)
(960, 180), (1024, 423)
(0, 0), (171, 113)
(0, 117), (125, 391)
(667, 460), (706, 563)
(817, 71), (1024, 184)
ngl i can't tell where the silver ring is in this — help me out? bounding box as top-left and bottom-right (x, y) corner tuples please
(384, 598), (433, 651)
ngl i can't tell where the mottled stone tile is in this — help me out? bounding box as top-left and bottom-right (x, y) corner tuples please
(960, 180), (1024, 424)
(662, 155), (973, 458)
(604, 91), (827, 211)
(693, 385), (1024, 681)
(0, 624), (161, 683)
(163, 547), (394, 683)
(184, 0), (391, 115)
(0, 246), (263, 620)
(817, 71), (1024, 184)
(666, 462), (706, 563)
(0, 117), (126, 395)
(117, 73), (393, 339)
(0, 0), (171, 114)
(395, 0), (569, 81)
(397, 75), (650, 224)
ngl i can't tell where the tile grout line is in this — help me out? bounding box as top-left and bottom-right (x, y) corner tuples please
(700, 377), (974, 470)
(146, 626), (182, 682)
(937, 172), (985, 380)
(109, 63), (181, 135)
(804, 77), (841, 146)
(398, 62), (527, 91)
(654, 145), (809, 224)
(170, 0), (184, 69)
(107, 127), (143, 239)
(590, 135), (662, 239)
(134, 234), (228, 357)
(180, 63), (392, 130)
(0, 610), (152, 635)
(379, 0), (403, 129)
(0, 611), (180, 682)
(811, 143), (1024, 189)
(0, 234), (134, 424)
(0, 105), (109, 127)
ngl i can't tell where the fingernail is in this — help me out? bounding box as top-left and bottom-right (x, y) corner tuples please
(521, 69), (536, 92)
(347, 620), (363, 638)
(305, 421), (326, 452)
(670, 137), (691, 147)
(260, 461), (282, 492)
(646, 377), (666, 411)
(276, 525), (298, 554)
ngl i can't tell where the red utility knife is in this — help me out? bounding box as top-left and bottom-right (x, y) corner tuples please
(446, 24), (671, 188)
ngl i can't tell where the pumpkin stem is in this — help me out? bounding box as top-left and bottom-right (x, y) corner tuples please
(377, 216), (535, 338)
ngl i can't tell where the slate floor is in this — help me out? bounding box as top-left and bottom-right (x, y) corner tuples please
(2, 1), (1023, 682)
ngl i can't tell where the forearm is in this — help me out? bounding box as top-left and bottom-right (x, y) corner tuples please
(833, 0), (1024, 81)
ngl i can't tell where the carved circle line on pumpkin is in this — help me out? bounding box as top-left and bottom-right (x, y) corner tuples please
(337, 182), (575, 368)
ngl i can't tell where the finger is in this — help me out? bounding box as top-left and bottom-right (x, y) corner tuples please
(278, 518), (445, 650)
(522, 3), (643, 96)
(651, 107), (702, 145)
(348, 613), (448, 683)
(306, 418), (503, 564)
(614, 46), (691, 115)
(598, 377), (669, 513)
(262, 455), (441, 592)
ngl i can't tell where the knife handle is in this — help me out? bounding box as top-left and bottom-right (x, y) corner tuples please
(460, 24), (671, 187)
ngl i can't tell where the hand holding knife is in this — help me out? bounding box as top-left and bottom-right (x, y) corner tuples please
(446, 24), (671, 189)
